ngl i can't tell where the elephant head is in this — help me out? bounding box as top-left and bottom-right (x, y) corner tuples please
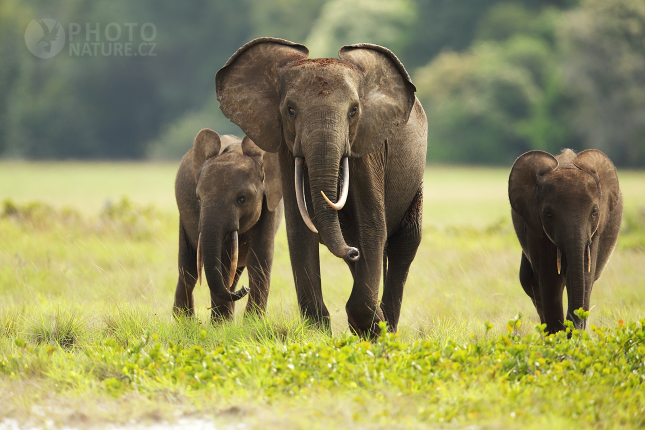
(509, 149), (620, 328)
(216, 38), (416, 262)
(191, 128), (282, 305)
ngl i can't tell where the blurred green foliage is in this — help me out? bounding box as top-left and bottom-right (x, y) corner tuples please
(0, 0), (643, 165)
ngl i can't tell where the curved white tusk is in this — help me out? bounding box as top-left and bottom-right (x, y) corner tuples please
(295, 157), (318, 233)
(586, 245), (591, 273)
(556, 247), (562, 275)
(321, 157), (349, 211)
(229, 231), (239, 289)
(197, 233), (203, 285)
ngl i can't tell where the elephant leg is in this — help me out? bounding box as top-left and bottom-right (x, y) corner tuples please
(380, 187), (423, 333)
(519, 253), (544, 323)
(173, 223), (198, 318)
(541, 283), (566, 334)
(537, 250), (566, 334)
(245, 203), (282, 317)
(209, 251), (241, 322)
(346, 243), (385, 339)
(565, 240), (597, 330)
(344, 155), (388, 339)
(280, 146), (329, 330)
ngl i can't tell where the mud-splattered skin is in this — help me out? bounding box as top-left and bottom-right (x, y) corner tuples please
(217, 38), (427, 337)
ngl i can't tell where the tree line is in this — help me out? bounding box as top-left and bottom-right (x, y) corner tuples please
(0, 0), (643, 166)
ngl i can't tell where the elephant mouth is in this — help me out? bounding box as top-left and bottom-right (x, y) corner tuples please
(555, 244), (592, 275)
(197, 230), (248, 301)
(294, 156), (350, 232)
(320, 156), (349, 211)
(293, 155), (359, 262)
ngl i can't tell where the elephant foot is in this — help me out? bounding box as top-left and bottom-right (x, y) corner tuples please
(379, 303), (398, 333)
(347, 310), (382, 340)
(209, 303), (235, 323)
(299, 302), (332, 334)
(172, 305), (195, 320)
(305, 316), (332, 335)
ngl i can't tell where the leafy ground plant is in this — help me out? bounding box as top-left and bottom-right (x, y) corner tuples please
(1, 317), (644, 429)
(0, 163), (644, 429)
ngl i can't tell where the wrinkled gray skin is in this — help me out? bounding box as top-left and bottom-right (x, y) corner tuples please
(216, 38), (427, 338)
(509, 149), (622, 333)
(173, 129), (282, 321)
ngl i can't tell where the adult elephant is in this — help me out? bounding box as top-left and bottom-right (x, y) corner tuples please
(509, 149), (622, 333)
(216, 38), (427, 337)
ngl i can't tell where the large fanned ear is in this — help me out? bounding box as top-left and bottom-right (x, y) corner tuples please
(338, 43), (416, 157)
(574, 149), (621, 234)
(216, 38), (309, 153)
(508, 151), (559, 237)
(193, 129), (221, 182)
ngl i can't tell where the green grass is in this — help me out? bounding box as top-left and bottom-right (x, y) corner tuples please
(1, 162), (645, 429)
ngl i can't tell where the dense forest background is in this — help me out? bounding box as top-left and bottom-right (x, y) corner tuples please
(1, 0), (644, 166)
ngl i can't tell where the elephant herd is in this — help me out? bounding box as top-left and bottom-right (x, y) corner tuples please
(172, 38), (623, 338)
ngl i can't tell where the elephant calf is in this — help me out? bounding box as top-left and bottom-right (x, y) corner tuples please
(173, 129), (282, 321)
(509, 149), (622, 333)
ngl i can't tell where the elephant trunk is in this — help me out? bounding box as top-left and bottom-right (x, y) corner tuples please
(321, 156), (349, 210)
(565, 240), (590, 330)
(299, 123), (359, 262)
(200, 223), (249, 303)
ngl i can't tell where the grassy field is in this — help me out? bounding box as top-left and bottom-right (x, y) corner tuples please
(1, 162), (644, 429)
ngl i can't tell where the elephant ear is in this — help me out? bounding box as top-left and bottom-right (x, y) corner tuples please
(241, 135), (264, 159)
(216, 38), (309, 153)
(241, 136), (282, 211)
(193, 129), (221, 182)
(508, 151), (559, 237)
(574, 149), (621, 234)
(262, 151), (282, 212)
(338, 43), (416, 157)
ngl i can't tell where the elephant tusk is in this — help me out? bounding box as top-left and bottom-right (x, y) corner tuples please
(229, 231), (238, 289)
(586, 245), (591, 273)
(556, 247), (562, 275)
(197, 233), (203, 285)
(321, 157), (349, 211)
(295, 157), (318, 233)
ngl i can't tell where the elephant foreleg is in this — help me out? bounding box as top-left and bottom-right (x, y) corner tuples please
(537, 246), (566, 334)
(245, 202), (282, 317)
(519, 253), (544, 323)
(209, 250), (244, 323)
(173, 222), (198, 318)
(280, 146), (329, 331)
(346, 239), (386, 339)
(380, 186), (423, 333)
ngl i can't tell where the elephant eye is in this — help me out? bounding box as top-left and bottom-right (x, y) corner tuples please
(545, 210), (553, 219)
(236, 194), (247, 205)
(349, 106), (358, 119)
(591, 208), (598, 219)
(287, 105), (296, 118)
(196, 196), (201, 205)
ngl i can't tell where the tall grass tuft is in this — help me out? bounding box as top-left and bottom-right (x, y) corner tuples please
(29, 308), (85, 349)
(0, 306), (23, 338)
(101, 305), (156, 348)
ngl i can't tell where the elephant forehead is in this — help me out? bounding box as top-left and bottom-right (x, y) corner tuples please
(539, 169), (599, 201)
(200, 155), (262, 187)
(279, 61), (360, 98)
